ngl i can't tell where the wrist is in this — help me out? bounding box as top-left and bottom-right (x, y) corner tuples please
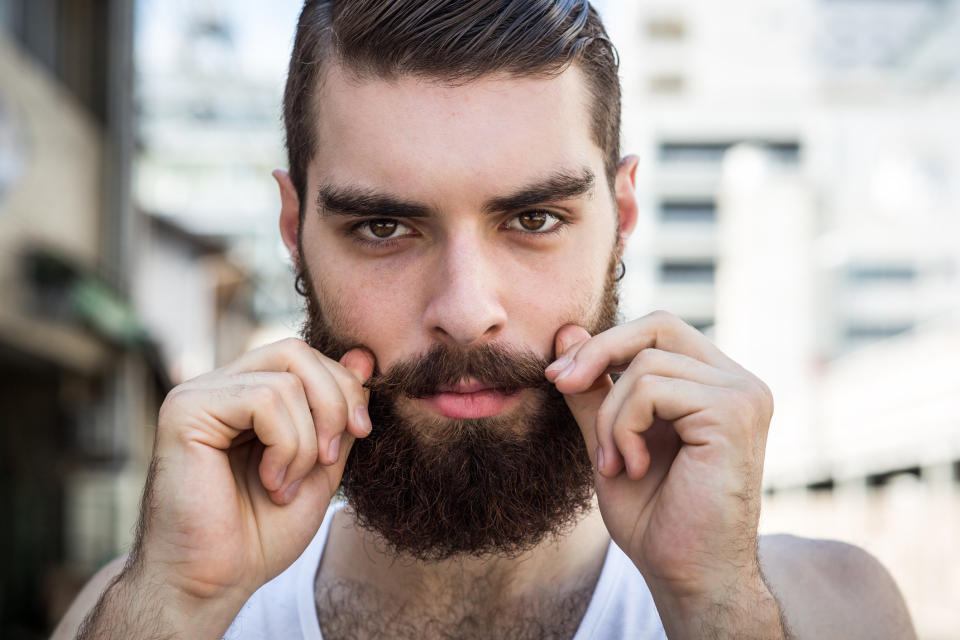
(648, 566), (787, 640)
(78, 567), (247, 640)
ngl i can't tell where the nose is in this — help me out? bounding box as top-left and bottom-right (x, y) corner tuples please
(422, 236), (507, 347)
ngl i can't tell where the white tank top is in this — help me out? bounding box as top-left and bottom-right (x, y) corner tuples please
(223, 502), (665, 639)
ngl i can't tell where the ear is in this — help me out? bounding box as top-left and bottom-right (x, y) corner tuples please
(613, 154), (639, 256)
(274, 168), (302, 261)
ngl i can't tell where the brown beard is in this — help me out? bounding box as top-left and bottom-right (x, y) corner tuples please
(298, 253), (621, 561)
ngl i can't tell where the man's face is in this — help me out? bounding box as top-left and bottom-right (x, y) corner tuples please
(279, 62), (637, 559)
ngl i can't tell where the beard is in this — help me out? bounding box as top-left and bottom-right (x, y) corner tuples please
(299, 253), (621, 561)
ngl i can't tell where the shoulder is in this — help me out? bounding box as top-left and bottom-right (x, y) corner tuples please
(50, 555), (128, 640)
(758, 534), (916, 639)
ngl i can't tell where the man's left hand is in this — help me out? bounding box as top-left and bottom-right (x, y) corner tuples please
(546, 311), (784, 638)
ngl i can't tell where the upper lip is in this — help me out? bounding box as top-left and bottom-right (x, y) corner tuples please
(436, 379), (499, 394)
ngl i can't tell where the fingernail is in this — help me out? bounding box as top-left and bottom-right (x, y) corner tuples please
(355, 405), (372, 435)
(274, 466), (286, 491)
(328, 435), (341, 463)
(596, 445), (605, 472)
(555, 359), (576, 381)
(546, 354), (571, 374)
(281, 479), (302, 504)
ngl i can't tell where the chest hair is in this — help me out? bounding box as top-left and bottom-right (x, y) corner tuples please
(315, 577), (595, 640)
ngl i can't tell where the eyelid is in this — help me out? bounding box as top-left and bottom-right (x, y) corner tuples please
(350, 218), (415, 242)
(504, 210), (566, 233)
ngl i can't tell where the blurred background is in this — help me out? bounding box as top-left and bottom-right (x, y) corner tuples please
(0, 0), (957, 637)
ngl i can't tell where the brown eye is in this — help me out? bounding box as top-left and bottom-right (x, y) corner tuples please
(508, 210), (563, 233)
(518, 211), (547, 230)
(368, 219), (398, 238)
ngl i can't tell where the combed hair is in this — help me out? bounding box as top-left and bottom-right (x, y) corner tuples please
(283, 0), (620, 220)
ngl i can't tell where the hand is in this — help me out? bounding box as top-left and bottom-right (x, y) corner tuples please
(546, 312), (779, 634)
(132, 338), (374, 615)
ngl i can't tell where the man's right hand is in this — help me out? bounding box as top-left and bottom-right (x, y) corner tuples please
(55, 338), (375, 639)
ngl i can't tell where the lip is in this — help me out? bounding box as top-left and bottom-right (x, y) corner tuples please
(420, 382), (521, 419)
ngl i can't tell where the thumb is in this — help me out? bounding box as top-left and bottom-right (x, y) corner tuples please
(554, 324), (591, 359)
(338, 348), (374, 445)
(553, 325), (612, 468)
(339, 347), (375, 384)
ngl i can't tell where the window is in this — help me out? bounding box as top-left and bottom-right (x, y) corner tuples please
(659, 142), (730, 164)
(659, 200), (716, 224)
(847, 265), (917, 283)
(660, 260), (716, 284)
(647, 74), (686, 95)
(645, 18), (686, 41)
(658, 140), (801, 165)
(845, 323), (913, 340)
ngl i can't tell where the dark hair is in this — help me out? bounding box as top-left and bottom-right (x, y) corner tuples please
(282, 0), (620, 221)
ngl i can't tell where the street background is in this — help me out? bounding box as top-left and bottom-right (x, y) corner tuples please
(1, 0), (958, 637)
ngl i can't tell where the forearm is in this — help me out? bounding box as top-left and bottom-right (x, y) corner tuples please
(76, 569), (242, 640)
(651, 568), (790, 640)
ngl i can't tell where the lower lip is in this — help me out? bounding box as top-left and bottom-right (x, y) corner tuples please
(420, 389), (520, 419)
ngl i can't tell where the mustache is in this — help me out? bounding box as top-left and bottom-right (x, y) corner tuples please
(364, 343), (553, 398)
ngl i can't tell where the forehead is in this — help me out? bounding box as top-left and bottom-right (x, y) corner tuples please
(310, 63), (602, 199)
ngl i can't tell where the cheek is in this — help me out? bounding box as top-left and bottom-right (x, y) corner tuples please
(505, 249), (610, 351)
(317, 264), (423, 362)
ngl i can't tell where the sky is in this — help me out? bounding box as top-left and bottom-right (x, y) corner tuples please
(136, 0), (614, 81)
(136, 0), (305, 82)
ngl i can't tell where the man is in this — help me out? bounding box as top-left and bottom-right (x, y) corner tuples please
(54, 1), (915, 638)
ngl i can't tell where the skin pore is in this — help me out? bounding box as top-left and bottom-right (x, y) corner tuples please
(275, 61), (639, 632)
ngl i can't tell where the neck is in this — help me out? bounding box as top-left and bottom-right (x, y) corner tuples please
(317, 499), (610, 611)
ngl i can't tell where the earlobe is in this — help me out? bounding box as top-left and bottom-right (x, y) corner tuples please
(614, 154), (640, 246)
(274, 168), (302, 260)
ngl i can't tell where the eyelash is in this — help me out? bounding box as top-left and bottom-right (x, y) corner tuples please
(346, 211), (569, 249)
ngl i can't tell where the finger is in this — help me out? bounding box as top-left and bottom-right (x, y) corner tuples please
(222, 338), (373, 449)
(262, 428), (357, 517)
(594, 348), (736, 464)
(549, 325), (619, 473)
(612, 427), (651, 481)
(545, 324), (591, 380)
(236, 381), (302, 499)
(604, 374), (685, 480)
(611, 374), (729, 455)
(182, 371), (322, 503)
(335, 348), (375, 439)
(550, 311), (743, 395)
(340, 347), (375, 383)
(235, 373), (319, 504)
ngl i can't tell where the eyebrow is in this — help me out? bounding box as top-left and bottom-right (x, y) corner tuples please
(315, 167), (595, 219)
(316, 186), (432, 219)
(483, 167), (595, 214)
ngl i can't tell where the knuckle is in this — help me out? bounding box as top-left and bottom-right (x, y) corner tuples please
(159, 384), (188, 412)
(158, 384), (199, 426)
(595, 403), (617, 434)
(646, 309), (673, 323)
(757, 379), (775, 417)
(635, 373), (659, 392)
(632, 348), (662, 372)
(280, 337), (313, 360)
(300, 433), (319, 462)
(725, 389), (760, 428)
(315, 395), (348, 431)
(251, 383), (283, 411)
(277, 371), (304, 396)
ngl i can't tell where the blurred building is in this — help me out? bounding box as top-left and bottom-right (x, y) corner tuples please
(0, 2), (261, 637)
(134, 1), (304, 338)
(607, 0), (960, 489)
(604, 1), (960, 636)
